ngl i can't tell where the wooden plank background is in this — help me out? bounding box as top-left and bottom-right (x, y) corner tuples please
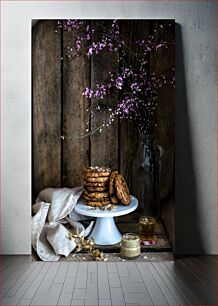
(90, 20), (119, 170)
(62, 22), (90, 187)
(32, 20), (62, 197)
(32, 20), (175, 218)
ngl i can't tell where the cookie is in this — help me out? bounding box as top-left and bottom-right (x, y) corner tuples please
(84, 199), (111, 207)
(84, 181), (108, 187)
(84, 176), (110, 183)
(83, 166), (111, 178)
(83, 193), (110, 201)
(109, 171), (118, 195)
(110, 195), (119, 204)
(85, 186), (107, 192)
(84, 190), (109, 199)
(83, 196), (111, 204)
(114, 174), (130, 205)
(109, 171), (119, 204)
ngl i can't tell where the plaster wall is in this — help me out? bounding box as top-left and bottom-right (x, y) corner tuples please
(1, 1), (217, 254)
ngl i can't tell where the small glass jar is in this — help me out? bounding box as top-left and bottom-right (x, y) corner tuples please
(139, 216), (156, 242)
(120, 233), (141, 259)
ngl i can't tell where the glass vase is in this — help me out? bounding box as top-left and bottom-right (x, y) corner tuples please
(132, 132), (163, 219)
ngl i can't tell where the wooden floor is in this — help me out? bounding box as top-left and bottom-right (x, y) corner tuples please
(1, 255), (217, 305)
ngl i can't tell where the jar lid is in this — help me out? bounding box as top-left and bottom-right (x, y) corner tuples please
(122, 233), (139, 241)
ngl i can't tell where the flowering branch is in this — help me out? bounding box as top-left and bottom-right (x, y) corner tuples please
(58, 20), (175, 138)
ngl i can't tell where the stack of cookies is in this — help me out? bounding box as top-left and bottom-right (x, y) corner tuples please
(83, 166), (130, 208)
(83, 167), (111, 207)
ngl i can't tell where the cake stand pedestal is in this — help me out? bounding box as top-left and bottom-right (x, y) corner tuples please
(75, 196), (138, 245)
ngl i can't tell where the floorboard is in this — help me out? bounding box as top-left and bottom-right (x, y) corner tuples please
(152, 261), (190, 304)
(136, 262), (169, 305)
(146, 262), (180, 305)
(179, 257), (217, 289)
(200, 254), (217, 265)
(159, 261), (201, 304)
(191, 256), (217, 279)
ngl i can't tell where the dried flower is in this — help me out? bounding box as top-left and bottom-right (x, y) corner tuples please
(69, 232), (106, 261)
(60, 20), (175, 136)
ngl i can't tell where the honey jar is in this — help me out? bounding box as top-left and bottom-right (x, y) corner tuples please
(120, 233), (141, 259)
(139, 216), (156, 242)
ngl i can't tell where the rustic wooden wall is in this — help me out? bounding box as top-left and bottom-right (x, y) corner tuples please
(32, 21), (62, 196)
(32, 20), (175, 217)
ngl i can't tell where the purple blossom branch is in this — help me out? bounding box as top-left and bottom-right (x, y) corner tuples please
(58, 20), (175, 137)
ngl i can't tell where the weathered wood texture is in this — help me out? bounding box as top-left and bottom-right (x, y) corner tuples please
(119, 20), (142, 186)
(90, 21), (119, 170)
(32, 20), (175, 222)
(120, 20), (151, 213)
(32, 21), (62, 197)
(150, 20), (175, 200)
(150, 20), (175, 250)
(62, 23), (90, 186)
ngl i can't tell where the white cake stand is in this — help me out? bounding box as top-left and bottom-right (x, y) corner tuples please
(75, 195), (138, 245)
